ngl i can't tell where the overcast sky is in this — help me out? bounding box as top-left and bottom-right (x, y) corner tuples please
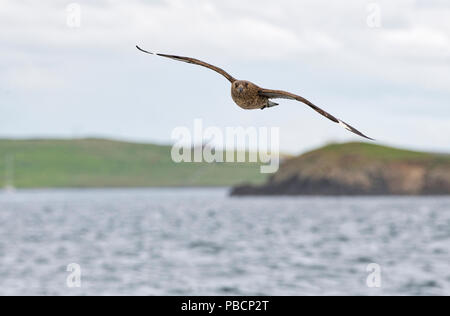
(1, 0), (449, 154)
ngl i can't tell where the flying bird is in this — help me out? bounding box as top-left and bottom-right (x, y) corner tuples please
(136, 45), (373, 140)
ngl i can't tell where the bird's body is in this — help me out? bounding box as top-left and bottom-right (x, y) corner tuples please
(231, 80), (271, 110)
(136, 45), (374, 140)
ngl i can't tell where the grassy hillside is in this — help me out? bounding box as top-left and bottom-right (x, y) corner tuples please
(232, 142), (450, 196)
(274, 142), (450, 183)
(0, 139), (267, 188)
(308, 142), (445, 161)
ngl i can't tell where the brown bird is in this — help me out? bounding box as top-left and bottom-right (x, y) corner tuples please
(136, 45), (373, 140)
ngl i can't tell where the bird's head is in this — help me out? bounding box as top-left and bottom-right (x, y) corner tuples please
(233, 80), (251, 95)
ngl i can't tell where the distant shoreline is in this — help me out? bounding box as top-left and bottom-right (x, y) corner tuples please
(0, 138), (266, 188)
(232, 142), (450, 196)
(2, 187), (450, 199)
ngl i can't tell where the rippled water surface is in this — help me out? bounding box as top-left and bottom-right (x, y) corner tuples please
(0, 188), (449, 295)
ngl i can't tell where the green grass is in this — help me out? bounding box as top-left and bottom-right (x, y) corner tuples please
(0, 139), (268, 188)
(306, 142), (449, 163)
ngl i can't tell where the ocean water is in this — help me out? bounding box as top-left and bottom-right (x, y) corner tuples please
(0, 188), (449, 296)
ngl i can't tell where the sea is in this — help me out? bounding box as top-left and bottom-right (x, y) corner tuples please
(0, 188), (449, 296)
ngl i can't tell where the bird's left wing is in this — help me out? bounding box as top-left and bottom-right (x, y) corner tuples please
(259, 88), (374, 140)
(136, 46), (236, 83)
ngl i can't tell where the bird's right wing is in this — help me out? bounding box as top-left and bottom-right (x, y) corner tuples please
(136, 46), (236, 83)
(259, 88), (374, 140)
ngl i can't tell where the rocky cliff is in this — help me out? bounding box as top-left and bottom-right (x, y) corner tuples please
(231, 142), (450, 196)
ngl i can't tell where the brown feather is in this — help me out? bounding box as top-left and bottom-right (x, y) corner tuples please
(136, 46), (236, 83)
(259, 88), (374, 140)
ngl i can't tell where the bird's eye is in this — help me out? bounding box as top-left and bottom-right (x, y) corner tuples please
(244, 82), (248, 88)
(235, 83), (239, 87)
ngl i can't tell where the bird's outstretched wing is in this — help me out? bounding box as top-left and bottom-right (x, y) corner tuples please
(259, 89), (373, 140)
(136, 46), (236, 83)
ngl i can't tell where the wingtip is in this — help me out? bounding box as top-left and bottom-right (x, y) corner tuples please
(136, 45), (154, 55)
(361, 133), (375, 141)
(353, 127), (375, 141)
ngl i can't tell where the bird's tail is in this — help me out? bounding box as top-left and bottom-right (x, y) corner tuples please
(268, 100), (279, 108)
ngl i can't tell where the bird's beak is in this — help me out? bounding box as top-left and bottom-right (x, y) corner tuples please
(238, 87), (243, 93)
